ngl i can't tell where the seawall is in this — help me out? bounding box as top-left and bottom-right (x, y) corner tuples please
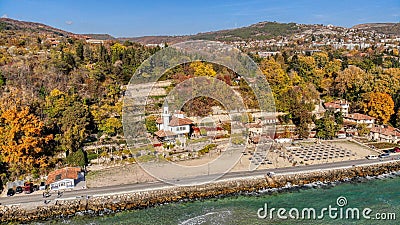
(1, 161), (400, 223)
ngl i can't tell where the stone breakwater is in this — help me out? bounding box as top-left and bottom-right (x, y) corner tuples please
(1, 161), (400, 223)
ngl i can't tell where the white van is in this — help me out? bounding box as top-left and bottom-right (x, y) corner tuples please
(366, 155), (378, 160)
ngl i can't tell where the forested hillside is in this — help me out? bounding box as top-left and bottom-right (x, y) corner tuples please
(0, 18), (160, 181)
(0, 18), (399, 185)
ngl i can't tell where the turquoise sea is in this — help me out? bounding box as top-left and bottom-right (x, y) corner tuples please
(39, 176), (400, 225)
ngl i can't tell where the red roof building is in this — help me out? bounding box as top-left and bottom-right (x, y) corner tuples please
(156, 116), (193, 126)
(324, 100), (349, 116)
(155, 100), (193, 141)
(344, 113), (375, 128)
(369, 125), (400, 143)
(154, 130), (176, 138)
(46, 167), (83, 190)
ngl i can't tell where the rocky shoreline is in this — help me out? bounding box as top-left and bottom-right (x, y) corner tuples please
(1, 161), (400, 223)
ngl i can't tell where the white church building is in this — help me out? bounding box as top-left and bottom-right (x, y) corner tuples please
(155, 100), (193, 142)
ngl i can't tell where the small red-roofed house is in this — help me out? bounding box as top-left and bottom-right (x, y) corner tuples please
(344, 113), (375, 128)
(324, 100), (349, 116)
(46, 167), (84, 190)
(369, 125), (400, 143)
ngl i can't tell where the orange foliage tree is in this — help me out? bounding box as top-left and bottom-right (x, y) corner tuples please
(0, 105), (53, 177)
(362, 92), (394, 124)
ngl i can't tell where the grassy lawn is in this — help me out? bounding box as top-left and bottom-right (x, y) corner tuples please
(367, 142), (399, 149)
(187, 137), (210, 144)
(86, 170), (101, 180)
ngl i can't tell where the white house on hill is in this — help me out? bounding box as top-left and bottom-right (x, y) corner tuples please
(155, 100), (193, 142)
(369, 125), (400, 144)
(324, 100), (349, 116)
(344, 113), (375, 128)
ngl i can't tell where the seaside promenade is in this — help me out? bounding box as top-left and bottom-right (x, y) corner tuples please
(1, 156), (397, 208)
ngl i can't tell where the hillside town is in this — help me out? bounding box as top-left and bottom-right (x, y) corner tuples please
(231, 23), (400, 52)
(0, 17), (399, 216)
(1, 0), (400, 222)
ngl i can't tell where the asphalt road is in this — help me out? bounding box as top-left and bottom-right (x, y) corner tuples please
(0, 157), (397, 206)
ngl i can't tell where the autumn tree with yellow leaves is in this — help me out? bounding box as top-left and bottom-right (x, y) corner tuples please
(45, 88), (90, 154)
(190, 61), (217, 77)
(261, 57), (293, 111)
(91, 101), (122, 136)
(334, 66), (367, 100)
(0, 104), (53, 178)
(362, 92), (394, 124)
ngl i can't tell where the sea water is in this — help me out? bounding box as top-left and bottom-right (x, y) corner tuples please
(37, 176), (400, 225)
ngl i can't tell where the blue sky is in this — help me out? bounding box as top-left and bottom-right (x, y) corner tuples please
(1, 0), (399, 37)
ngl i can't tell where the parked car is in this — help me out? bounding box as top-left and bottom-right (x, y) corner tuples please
(33, 184), (39, 191)
(7, 188), (15, 197)
(366, 155), (378, 160)
(15, 186), (23, 194)
(379, 153), (390, 158)
(39, 181), (46, 190)
(24, 182), (34, 194)
(384, 149), (395, 153)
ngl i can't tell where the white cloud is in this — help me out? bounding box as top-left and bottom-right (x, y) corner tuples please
(65, 20), (73, 25)
(1, 14), (8, 19)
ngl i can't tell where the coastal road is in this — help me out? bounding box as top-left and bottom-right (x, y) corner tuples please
(1, 157), (398, 206)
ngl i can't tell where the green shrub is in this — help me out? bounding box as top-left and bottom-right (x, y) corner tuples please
(87, 153), (98, 161)
(65, 149), (86, 167)
(198, 144), (217, 155)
